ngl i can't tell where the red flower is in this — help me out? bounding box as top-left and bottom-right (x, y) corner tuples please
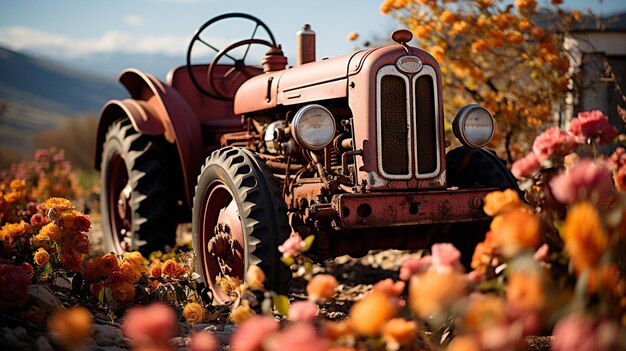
(0, 264), (30, 311)
(532, 127), (577, 161)
(511, 152), (540, 179)
(569, 110), (618, 145)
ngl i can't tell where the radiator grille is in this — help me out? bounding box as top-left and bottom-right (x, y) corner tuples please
(380, 75), (409, 176)
(414, 75), (437, 174)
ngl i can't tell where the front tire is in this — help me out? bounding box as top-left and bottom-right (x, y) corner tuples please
(192, 147), (291, 303)
(100, 119), (180, 255)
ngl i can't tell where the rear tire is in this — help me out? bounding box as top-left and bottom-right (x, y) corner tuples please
(100, 119), (180, 255)
(192, 147), (291, 303)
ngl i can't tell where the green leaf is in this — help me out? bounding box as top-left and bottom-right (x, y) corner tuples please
(98, 287), (106, 304)
(304, 261), (313, 275)
(302, 235), (315, 252)
(280, 256), (294, 266)
(272, 294), (290, 317)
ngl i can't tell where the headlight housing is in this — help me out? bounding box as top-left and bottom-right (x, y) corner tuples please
(452, 104), (494, 148)
(291, 104), (336, 150)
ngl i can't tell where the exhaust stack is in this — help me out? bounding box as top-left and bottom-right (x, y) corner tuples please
(296, 24), (315, 66)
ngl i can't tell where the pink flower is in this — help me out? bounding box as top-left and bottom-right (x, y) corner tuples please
(270, 323), (331, 351)
(307, 274), (338, 301)
(511, 152), (540, 179)
(0, 264), (30, 311)
(188, 331), (218, 351)
(431, 243), (464, 273)
(278, 235), (304, 257)
(532, 127), (577, 161)
(399, 256), (432, 281)
(569, 110), (618, 145)
(373, 278), (406, 297)
(552, 314), (619, 351)
(122, 303), (178, 351)
(549, 159), (613, 205)
(532, 243), (549, 262)
(289, 301), (318, 322)
(231, 316), (279, 351)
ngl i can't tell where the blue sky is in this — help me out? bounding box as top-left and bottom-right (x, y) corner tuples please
(1, 0), (625, 73)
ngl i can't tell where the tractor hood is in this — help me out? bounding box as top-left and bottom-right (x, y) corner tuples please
(234, 49), (370, 114)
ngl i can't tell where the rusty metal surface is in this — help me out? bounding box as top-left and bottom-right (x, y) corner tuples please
(331, 188), (492, 229)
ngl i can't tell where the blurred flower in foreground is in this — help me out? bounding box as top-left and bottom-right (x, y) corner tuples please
(483, 189), (522, 217)
(549, 159), (613, 205)
(349, 291), (398, 336)
(270, 322), (331, 351)
(381, 318), (417, 349)
(461, 293), (507, 332)
(230, 299), (256, 324)
(289, 300), (318, 322)
(552, 314), (619, 351)
(0, 264), (31, 311)
(48, 306), (93, 350)
(561, 201), (608, 274)
(188, 330), (218, 351)
(307, 274), (338, 301)
(490, 207), (540, 258)
(230, 315), (279, 351)
(409, 270), (467, 319)
(372, 278), (405, 297)
(246, 264), (266, 290)
(431, 243), (464, 273)
(123, 302), (178, 351)
(399, 255), (431, 281)
(278, 235), (305, 257)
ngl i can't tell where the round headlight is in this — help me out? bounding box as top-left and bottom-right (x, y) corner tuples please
(452, 104), (494, 148)
(291, 104), (336, 150)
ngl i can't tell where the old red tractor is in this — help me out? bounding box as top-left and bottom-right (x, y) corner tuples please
(95, 13), (517, 301)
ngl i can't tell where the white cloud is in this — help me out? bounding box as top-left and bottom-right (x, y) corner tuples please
(124, 15), (143, 27)
(0, 26), (190, 57)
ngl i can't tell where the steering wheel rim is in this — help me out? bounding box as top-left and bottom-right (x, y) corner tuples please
(186, 13), (277, 99)
(207, 38), (275, 101)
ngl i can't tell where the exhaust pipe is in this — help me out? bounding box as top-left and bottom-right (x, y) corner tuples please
(296, 24), (315, 66)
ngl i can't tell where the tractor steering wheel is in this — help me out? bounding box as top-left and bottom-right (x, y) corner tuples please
(186, 13), (277, 100)
(207, 39), (275, 100)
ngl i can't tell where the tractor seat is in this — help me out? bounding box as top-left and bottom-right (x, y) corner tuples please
(166, 65), (242, 132)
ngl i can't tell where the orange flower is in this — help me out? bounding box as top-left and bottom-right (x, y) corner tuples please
(380, 0), (393, 15)
(307, 274), (338, 301)
(448, 335), (481, 351)
(518, 19), (533, 31)
(3, 191), (22, 204)
(439, 10), (456, 24)
(346, 32), (359, 41)
(59, 211), (91, 232)
(507, 30), (525, 44)
(381, 318), (416, 348)
(48, 306), (93, 350)
(34, 247), (50, 266)
(471, 39), (489, 53)
(531, 26), (544, 38)
(349, 291), (398, 336)
(1, 220), (32, 239)
(101, 253), (120, 274)
(587, 264), (620, 294)
(163, 259), (185, 279)
(230, 299), (255, 324)
(61, 252), (83, 272)
(82, 257), (106, 280)
(449, 21), (469, 37)
(44, 197), (73, 212)
(149, 261), (163, 279)
(120, 260), (142, 283)
(572, 9), (582, 21)
(430, 45), (445, 63)
(515, 0), (537, 12)
(322, 320), (354, 341)
(112, 281), (136, 302)
(490, 207), (540, 257)
(9, 179), (26, 191)
(183, 302), (205, 324)
(562, 202), (608, 273)
(462, 294), (507, 332)
(483, 189), (522, 216)
(40, 222), (61, 241)
(246, 264), (266, 290)
(123, 251), (144, 266)
(471, 231), (496, 273)
(506, 267), (546, 313)
(408, 270), (467, 319)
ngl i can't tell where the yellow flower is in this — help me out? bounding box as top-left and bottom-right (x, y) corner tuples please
(34, 247), (50, 266)
(230, 300), (256, 324)
(562, 201), (608, 273)
(346, 32), (359, 41)
(44, 197), (73, 212)
(381, 318), (416, 348)
(48, 306), (93, 350)
(9, 179), (26, 191)
(483, 189), (522, 216)
(409, 270), (467, 319)
(183, 302), (205, 324)
(349, 291), (398, 336)
(246, 264), (266, 290)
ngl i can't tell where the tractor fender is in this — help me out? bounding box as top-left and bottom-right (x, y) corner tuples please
(95, 68), (204, 205)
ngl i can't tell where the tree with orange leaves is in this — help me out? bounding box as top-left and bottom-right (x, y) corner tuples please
(379, 0), (585, 162)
